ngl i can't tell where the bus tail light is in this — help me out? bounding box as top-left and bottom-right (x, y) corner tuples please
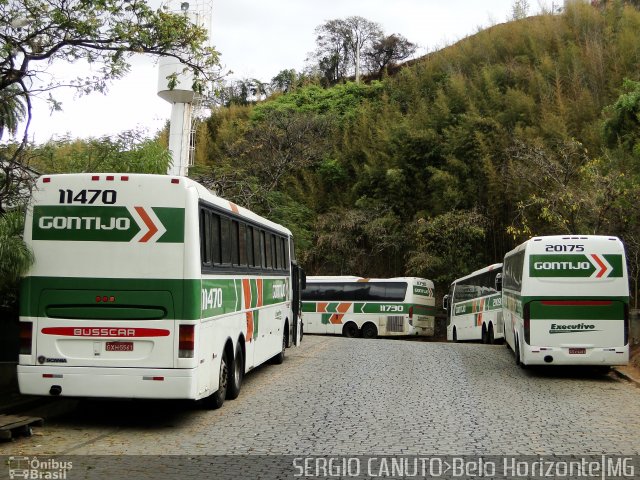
(523, 303), (531, 345)
(408, 306), (413, 319)
(178, 324), (195, 358)
(20, 322), (33, 355)
(624, 303), (629, 346)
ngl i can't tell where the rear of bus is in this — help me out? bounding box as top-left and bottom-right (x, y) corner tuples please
(517, 236), (629, 366)
(18, 174), (200, 399)
(408, 278), (436, 336)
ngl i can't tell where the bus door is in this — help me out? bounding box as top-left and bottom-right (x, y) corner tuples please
(291, 262), (304, 346)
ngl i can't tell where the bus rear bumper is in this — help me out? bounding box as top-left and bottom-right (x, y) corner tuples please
(523, 345), (629, 366)
(17, 365), (200, 400)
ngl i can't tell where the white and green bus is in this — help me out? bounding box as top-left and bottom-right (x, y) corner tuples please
(502, 235), (629, 367)
(443, 264), (504, 343)
(18, 173), (304, 408)
(301, 276), (436, 338)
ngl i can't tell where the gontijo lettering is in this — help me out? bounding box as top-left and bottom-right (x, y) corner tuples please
(38, 216), (131, 230)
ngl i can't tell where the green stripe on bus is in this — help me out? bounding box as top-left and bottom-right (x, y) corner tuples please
(31, 205), (185, 243)
(21, 276), (290, 321)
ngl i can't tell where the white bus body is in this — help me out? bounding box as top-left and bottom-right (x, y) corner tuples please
(301, 276), (436, 338)
(444, 263), (504, 343)
(18, 174), (303, 407)
(502, 235), (629, 366)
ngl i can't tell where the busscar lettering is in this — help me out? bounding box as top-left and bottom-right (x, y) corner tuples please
(73, 328), (136, 337)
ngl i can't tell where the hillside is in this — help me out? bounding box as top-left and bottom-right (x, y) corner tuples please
(191, 1), (640, 300)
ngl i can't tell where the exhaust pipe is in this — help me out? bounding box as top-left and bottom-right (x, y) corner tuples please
(49, 385), (62, 396)
(544, 355), (554, 363)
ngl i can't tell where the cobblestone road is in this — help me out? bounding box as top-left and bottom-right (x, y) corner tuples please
(2, 335), (640, 457)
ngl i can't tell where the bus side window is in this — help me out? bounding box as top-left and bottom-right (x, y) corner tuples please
(211, 213), (221, 265)
(200, 209), (212, 267)
(239, 223), (247, 266)
(246, 226), (255, 267)
(230, 220), (240, 266)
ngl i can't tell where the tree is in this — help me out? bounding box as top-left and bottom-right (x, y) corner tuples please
(270, 69), (298, 94)
(0, 0), (221, 145)
(511, 0), (530, 20)
(30, 129), (172, 174)
(365, 34), (417, 76)
(0, 210), (32, 299)
(310, 16), (383, 84)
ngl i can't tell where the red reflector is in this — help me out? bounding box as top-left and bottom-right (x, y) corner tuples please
(92, 175), (99, 181)
(409, 306), (414, 319)
(43, 374), (54, 378)
(19, 322), (32, 355)
(106, 175), (114, 181)
(109, 296), (115, 302)
(121, 176), (129, 181)
(96, 296), (102, 302)
(42, 177), (51, 183)
(171, 178), (180, 184)
(541, 300), (612, 306)
(102, 296), (108, 302)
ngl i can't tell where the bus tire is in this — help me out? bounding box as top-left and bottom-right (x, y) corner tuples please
(361, 323), (378, 339)
(481, 324), (488, 344)
(342, 322), (358, 338)
(452, 327), (458, 342)
(272, 329), (287, 365)
(227, 343), (244, 400)
(514, 338), (521, 366)
(488, 324), (495, 344)
(201, 349), (228, 410)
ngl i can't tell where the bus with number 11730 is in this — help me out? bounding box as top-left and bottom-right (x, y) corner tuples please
(302, 276), (436, 338)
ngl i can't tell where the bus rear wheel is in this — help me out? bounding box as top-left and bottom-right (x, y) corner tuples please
(342, 322), (358, 338)
(227, 343), (243, 400)
(201, 350), (228, 409)
(361, 323), (377, 339)
(272, 330), (287, 365)
(488, 324), (495, 344)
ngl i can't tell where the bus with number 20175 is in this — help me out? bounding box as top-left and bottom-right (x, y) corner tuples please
(502, 235), (629, 367)
(18, 173), (304, 409)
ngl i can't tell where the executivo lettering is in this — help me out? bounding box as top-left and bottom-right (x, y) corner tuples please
(549, 323), (599, 334)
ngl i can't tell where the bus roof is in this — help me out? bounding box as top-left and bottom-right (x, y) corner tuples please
(306, 276), (434, 285)
(504, 235), (623, 258)
(451, 263), (502, 285)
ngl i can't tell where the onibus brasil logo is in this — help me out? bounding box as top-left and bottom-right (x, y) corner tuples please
(530, 254), (623, 278)
(32, 205), (184, 243)
(8, 456), (72, 479)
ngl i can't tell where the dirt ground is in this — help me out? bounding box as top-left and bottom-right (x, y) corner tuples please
(616, 343), (640, 385)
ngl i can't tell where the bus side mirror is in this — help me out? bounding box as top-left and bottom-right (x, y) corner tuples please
(442, 294), (449, 311)
(495, 273), (502, 292)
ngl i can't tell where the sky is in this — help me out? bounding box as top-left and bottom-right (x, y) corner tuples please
(26, 0), (540, 144)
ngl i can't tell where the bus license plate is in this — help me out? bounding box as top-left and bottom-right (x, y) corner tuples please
(106, 342), (134, 352)
(569, 348), (586, 354)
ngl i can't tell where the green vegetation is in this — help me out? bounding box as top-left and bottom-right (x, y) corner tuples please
(191, 2), (640, 302)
